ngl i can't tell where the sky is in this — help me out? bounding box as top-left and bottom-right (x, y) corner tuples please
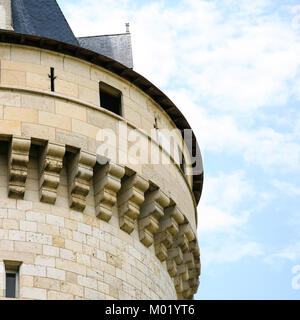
(57, 0), (300, 300)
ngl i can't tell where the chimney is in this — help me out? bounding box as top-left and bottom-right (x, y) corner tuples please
(125, 22), (130, 33)
(0, 0), (13, 30)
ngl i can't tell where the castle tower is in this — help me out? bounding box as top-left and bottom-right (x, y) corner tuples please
(0, 0), (203, 300)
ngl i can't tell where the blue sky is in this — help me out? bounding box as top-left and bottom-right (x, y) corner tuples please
(58, 0), (300, 300)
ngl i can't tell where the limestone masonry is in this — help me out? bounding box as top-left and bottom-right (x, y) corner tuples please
(0, 0), (203, 300)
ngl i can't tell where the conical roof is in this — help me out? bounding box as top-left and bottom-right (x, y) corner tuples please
(11, 0), (78, 45)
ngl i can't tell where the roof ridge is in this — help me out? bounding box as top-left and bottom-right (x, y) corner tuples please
(78, 32), (131, 39)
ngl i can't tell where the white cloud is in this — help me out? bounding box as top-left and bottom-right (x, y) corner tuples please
(58, 0), (300, 172)
(60, 0), (300, 110)
(196, 170), (267, 265)
(168, 89), (300, 171)
(272, 180), (300, 197)
(198, 205), (249, 233)
(201, 171), (254, 209)
(197, 171), (253, 233)
(264, 242), (300, 265)
(288, 213), (300, 235)
(203, 241), (264, 265)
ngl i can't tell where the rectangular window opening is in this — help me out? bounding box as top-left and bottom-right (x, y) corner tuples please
(100, 82), (122, 116)
(4, 261), (21, 299)
(180, 155), (186, 174)
(6, 273), (17, 298)
(178, 146), (186, 175)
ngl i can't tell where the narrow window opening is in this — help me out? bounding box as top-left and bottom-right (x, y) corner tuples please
(154, 117), (159, 130)
(49, 67), (56, 92)
(6, 273), (17, 298)
(4, 261), (21, 299)
(100, 82), (122, 116)
(178, 147), (186, 175)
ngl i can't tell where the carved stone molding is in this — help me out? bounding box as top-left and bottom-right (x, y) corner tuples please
(192, 278), (200, 295)
(2, 134), (201, 299)
(184, 252), (195, 271)
(187, 269), (199, 288)
(8, 136), (31, 199)
(174, 275), (183, 294)
(182, 281), (192, 299)
(154, 205), (184, 262)
(166, 222), (198, 296)
(68, 150), (96, 212)
(190, 240), (200, 259)
(166, 259), (177, 277)
(94, 162), (125, 222)
(167, 247), (183, 277)
(195, 260), (201, 278)
(118, 174), (149, 234)
(182, 272), (199, 300)
(39, 142), (65, 204)
(174, 228), (199, 299)
(174, 223), (195, 253)
(190, 240), (201, 277)
(177, 263), (189, 282)
(138, 188), (170, 247)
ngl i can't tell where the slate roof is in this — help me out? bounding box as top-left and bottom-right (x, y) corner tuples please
(11, 0), (79, 46)
(78, 33), (134, 69)
(10, 0), (133, 67)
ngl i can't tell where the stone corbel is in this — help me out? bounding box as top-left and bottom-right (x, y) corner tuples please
(68, 150), (96, 212)
(177, 263), (189, 282)
(154, 205), (184, 262)
(174, 264), (190, 298)
(39, 142), (65, 204)
(185, 276), (199, 299)
(167, 247), (183, 277)
(182, 281), (192, 299)
(175, 223), (195, 253)
(118, 174), (149, 234)
(94, 162), (125, 222)
(192, 278), (200, 294)
(188, 269), (199, 288)
(138, 188), (170, 247)
(183, 252), (195, 270)
(166, 259), (177, 277)
(195, 260), (201, 277)
(190, 240), (200, 259)
(168, 247), (183, 265)
(8, 137), (31, 199)
(174, 276), (183, 294)
(190, 240), (201, 276)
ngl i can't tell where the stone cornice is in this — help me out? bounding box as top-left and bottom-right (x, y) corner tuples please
(0, 134), (200, 299)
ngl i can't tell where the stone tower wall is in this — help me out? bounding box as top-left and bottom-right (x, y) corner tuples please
(0, 43), (200, 300)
